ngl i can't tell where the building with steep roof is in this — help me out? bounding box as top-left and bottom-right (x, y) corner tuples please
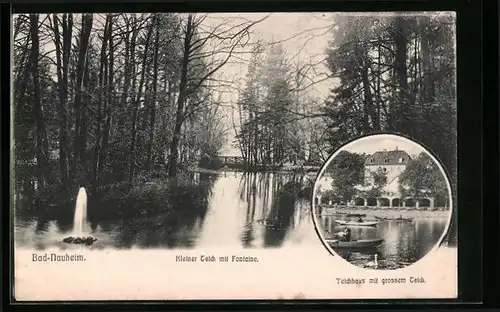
(363, 147), (411, 197)
(351, 148), (438, 209)
(314, 147), (447, 210)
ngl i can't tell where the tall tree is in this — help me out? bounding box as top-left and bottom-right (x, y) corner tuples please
(129, 15), (153, 182)
(390, 16), (413, 134)
(399, 152), (449, 206)
(29, 14), (49, 193)
(168, 14), (266, 177)
(71, 13), (93, 183)
(100, 13), (115, 184)
(327, 151), (365, 201)
(146, 13), (160, 170)
(322, 13), (456, 182)
(92, 14), (111, 190)
(51, 14), (73, 187)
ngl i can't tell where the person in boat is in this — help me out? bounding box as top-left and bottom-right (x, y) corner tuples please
(341, 228), (352, 242)
(334, 230), (346, 240)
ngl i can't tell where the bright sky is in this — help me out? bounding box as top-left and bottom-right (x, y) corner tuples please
(209, 13), (337, 155)
(205, 12), (336, 98)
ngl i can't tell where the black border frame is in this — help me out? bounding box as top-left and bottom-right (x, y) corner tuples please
(2, 0), (491, 309)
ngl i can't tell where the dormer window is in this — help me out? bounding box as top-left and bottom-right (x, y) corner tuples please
(399, 157), (404, 163)
(369, 159), (374, 164)
(384, 158), (389, 164)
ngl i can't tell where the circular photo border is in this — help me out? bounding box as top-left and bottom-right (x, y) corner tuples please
(310, 132), (454, 271)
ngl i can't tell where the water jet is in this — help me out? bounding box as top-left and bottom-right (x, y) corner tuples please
(62, 187), (97, 245)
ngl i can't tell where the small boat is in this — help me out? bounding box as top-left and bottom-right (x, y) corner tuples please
(346, 213), (367, 217)
(375, 216), (413, 222)
(320, 212), (368, 217)
(391, 218), (413, 222)
(395, 217), (413, 222)
(335, 220), (378, 227)
(326, 238), (384, 248)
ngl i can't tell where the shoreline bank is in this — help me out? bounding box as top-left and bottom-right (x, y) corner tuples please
(190, 167), (320, 175)
(316, 206), (451, 219)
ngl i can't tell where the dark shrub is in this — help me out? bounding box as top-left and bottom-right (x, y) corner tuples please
(199, 156), (224, 170)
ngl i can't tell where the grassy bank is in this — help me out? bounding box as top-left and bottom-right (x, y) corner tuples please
(15, 171), (214, 224)
(317, 206), (451, 219)
(91, 175), (213, 222)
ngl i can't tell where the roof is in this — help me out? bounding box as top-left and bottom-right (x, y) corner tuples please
(364, 149), (411, 166)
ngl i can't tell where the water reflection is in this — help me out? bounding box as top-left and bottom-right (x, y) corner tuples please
(320, 215), (448, 269)
(14, 172), (315, 250)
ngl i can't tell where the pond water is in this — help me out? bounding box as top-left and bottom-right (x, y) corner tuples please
(318, 215), (449, 270)
(14, 172), (320, 251)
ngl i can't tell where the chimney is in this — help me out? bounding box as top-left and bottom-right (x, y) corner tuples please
(395, 146), (398, 151)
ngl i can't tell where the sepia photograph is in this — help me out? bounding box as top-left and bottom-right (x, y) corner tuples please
(313, 134), (453, 270)
(12, 11), (457, 300)
(13, 12), (324, 252)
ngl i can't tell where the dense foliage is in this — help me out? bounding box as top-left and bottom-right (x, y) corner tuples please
(13, 13), (261, 202)
(326, 151), (365, 201)
(399, 152), (449, 206)
(362, 167), (389, 199)
(322, 14), (456, 191)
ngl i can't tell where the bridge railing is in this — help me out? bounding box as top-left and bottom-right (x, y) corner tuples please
(219, 156), (245, 165)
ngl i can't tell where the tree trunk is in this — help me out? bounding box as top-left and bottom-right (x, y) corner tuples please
(52, 14), (72, 187)
(146, 14), (160, 170)
(419, 16), (434, 104)
(62, 14), (73, 173)
(71, 13), (93, 183)
(14, 31), (31, 96)
(141, 68), (152, 131)
(361, 64), (374, 132)
(29, 14), (49, 193)
(393, 16), (411, 134)
(119, 20), (131, 128)
(128, 18), (138, 125)
(168, 15), (193, 178)
(92, 15), (110, 191)
(79, 52), (91, 178)
(100, 14), (114, 185)
(129, 18), (153, 183)
(376, 43), (382, 130)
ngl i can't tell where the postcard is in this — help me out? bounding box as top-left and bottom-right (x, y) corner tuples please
(12, 12), (457, 301)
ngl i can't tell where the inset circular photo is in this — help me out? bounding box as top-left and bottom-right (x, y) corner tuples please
(312, 134), (453, 270)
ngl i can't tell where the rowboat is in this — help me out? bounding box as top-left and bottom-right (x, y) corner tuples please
(346, 213), (367, 217)
(326, 238), (384, 248)
(335, 220), (378, 227)
(374, 216), (413, 222)
(394, 218), (414, 222)
(321, 212), (367, 217)
(325, 211), (366, 217)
